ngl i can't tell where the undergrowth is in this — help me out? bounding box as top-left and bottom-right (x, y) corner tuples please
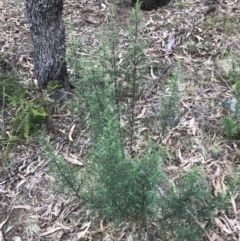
(43, 2), (230, 240)
(223, 61), (240, 138)
(0, 72), (55, 162)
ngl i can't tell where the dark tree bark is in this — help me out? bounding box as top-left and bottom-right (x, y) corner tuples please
(132, 0), (170, 10)
(25, 0), (69, 91)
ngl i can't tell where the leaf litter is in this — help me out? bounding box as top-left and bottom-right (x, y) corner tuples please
(0, 0), (240, 240)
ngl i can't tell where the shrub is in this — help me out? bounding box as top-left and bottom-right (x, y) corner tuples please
(0, 71), (54, 160)
(158, 167), (227, 240)
(43, 2), (230, 240)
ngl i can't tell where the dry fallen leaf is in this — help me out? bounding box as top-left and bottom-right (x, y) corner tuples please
(0, 231), (4, 241)
(188, 117), (197, 136)
(40, 227), (62, 236)
(209, 232), (224, 241)
(77, 221), (91, 239)
(126, 233), (133, 241)
(167, 31), (175, 52)
(150, 66), (158, 80)
(63, 154), (83, 166)
(12, 237), (21, 241)
(12, 205), (32, 211)
(0, 212), (10, 229)
(231, 195), (237, 215)
(68, 124), (76, 141)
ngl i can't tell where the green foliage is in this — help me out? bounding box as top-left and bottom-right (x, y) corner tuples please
(0, 71), (22, 103)
(43, 114), (166, 223)
(67, 2), (146, 151)
(159, 168), (227, 241)
(50, 1), (164, 224)
(86, 111), (165, 222)
(222, 61), (240, 138)
(42, 2), (231, 240)
(64, 2), (160, 223)
(41, 135), (84, 198)
(228, 61), (240, 85)
(186, 40), (197, 55)
(0, 72), (53, 159)
(225, 167), (240, 195)
(123, 3), (145, 152)
(159, 71), (180, 140)
(46, 79), (60, 92)
(176, 0), (187, 9)
(67, 14), (118, 131)
(223, 116), (239, 138)
(222, 14), (238, 35)
(233, 77), (240, 120)
(10, 99), (48, 139)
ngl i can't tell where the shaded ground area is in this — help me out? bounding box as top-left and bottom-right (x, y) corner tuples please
(1, 0), (240, 240)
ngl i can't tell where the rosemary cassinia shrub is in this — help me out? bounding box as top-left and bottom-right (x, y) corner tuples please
(43, 3), (229, 240)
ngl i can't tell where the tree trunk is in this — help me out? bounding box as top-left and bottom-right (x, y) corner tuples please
(25, 0), (69, 91)
(132, 0), (170, 10)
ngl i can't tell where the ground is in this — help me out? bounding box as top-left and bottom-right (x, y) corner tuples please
(0, 0), (240, 240)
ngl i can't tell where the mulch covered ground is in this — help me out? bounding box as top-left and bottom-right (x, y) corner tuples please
(0, 0), (240, 240)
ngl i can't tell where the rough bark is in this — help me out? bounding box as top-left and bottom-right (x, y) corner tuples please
(25, 0), (69, 91)
(132, 0), (170, 10)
